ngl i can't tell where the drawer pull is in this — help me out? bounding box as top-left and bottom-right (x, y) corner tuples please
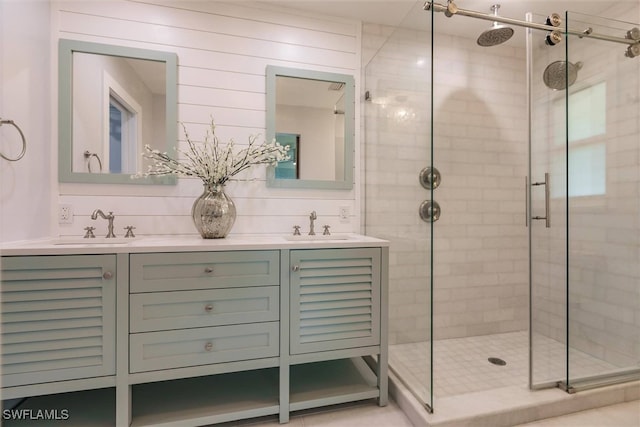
(204, 304), (214, 313)
(291, 265), (300, 272)
(204, 342), (213, 352)
(103, 271), (113, 280)
(204, 267), (214, 273)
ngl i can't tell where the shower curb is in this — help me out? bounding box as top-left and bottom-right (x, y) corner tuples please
(389, 370), (639, 427)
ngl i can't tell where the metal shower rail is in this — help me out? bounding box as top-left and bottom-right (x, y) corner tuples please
(424, 1), (640, 48)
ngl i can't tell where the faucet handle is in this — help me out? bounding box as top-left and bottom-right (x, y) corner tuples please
(84, 226), (96, 238)
(124, 226), (136, 238)
(293, 225), (301, 236)
(323, 225), (331, 236)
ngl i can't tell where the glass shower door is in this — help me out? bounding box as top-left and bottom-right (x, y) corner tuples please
(528, 14), (569, 388)
(564, 11), (640, 391)
(363, 0), (434, 411)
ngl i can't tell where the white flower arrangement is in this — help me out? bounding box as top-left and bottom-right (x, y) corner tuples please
(137, 119), (289, 187)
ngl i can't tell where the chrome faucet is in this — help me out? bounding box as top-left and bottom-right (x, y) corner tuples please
(91, 209), (116, 238)
(309, 211), (317, 235)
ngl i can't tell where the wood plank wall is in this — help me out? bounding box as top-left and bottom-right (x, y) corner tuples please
(55, 0), (361, 238)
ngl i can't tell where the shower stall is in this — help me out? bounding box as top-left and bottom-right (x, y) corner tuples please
(363, 0), (640, 416)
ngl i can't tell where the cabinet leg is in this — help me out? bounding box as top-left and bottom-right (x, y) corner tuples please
(116, 384), (131, 426)
(377, 352), (389, 407)
(279, 365), (290, 423)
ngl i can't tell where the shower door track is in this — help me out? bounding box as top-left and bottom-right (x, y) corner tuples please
(425, 1), (640, 47)
(558, 368), (640, 393)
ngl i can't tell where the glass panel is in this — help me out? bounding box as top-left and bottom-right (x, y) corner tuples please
(566, 11), (640, 387)
(363, 1), (433, 410)
(529, 12), (569, 387)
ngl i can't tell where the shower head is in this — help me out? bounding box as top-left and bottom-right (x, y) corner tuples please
(543, 61), (583, 90)
(477, 4), (514, 47)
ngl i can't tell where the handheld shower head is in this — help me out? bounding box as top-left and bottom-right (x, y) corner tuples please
(477, 4), (514, 47)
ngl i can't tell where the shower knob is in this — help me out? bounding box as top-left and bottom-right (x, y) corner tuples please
(419, 200), (441, 223)
(419, 167), (441, 190)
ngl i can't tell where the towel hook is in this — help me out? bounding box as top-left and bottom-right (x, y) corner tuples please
(0, 118), (27, 161)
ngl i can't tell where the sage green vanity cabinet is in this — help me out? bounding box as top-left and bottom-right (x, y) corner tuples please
(0, 240), (388, 426)
(0, 255), (116, 389)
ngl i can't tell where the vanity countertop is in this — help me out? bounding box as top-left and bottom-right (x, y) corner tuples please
(0, 234), (389, 256)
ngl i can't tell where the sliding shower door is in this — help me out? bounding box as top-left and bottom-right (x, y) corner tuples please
(528, 13), (569, 388)
(530, 9), (640, 390)
(564, 11), (640, 390)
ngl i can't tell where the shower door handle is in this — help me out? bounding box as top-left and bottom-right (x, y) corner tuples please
(532, 173), (550, 228)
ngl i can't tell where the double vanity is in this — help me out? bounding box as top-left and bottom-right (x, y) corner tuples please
(0, 235), (389, 426)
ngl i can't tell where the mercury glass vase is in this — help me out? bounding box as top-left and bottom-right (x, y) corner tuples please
(191, 183), (236, 238)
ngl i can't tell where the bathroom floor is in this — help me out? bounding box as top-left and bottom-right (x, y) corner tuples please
(216, 398), (639, 426)
(389, 331), (620, 400)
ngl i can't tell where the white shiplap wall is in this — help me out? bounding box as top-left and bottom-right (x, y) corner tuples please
(55, 0), (361, 238)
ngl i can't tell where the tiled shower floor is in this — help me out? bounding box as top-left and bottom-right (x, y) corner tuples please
(389, 331), (620, 400)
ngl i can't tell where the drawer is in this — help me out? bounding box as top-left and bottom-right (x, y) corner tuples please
(130, 286), (279, 332)
(130, 251), (279, 293)
(130, 322), (279, 373)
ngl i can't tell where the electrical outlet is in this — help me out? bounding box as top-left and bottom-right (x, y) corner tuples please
(58, 204), (73, 224)
(339, 206), (350, 223)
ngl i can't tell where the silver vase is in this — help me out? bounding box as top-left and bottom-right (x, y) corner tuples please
(191, 184), (236, 238)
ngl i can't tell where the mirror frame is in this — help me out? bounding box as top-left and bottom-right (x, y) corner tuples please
(58, 39), (178, 184)
(265, 66), (354, 190)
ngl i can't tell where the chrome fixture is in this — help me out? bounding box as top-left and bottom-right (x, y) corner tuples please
(531, 173), (550, 228)
(477, 4), (514, 47)
(419, 166), (442, 190)
(626, 27), (640, 41)
(0, 118), (27, 162)
(323, 225), (331, 236)
(424, 1), (640, 56)
(83, 226), (96, 238)
(124, 226), (136, 238)
(309, 211), (317, 235)
(84, 150), (103, 173)
(545, 13), (562, 27)
(91, 209), (116, 238)
(419, 200), (441, 223)
(545, 30), (563, 46)
(543, 61), (583, 90)
(293, 225), (301, 236)
(626, 43), (640, 58)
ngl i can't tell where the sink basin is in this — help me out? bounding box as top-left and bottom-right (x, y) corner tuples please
(283, 235), (352, 241)
(50, 237), (138, 245)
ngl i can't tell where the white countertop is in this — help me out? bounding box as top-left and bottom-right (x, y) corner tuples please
(0, 234), (389, 256)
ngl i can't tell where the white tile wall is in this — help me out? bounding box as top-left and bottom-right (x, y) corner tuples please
(363, 22), (529, 345)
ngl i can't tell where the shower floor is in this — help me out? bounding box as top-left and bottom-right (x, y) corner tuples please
(389, 331), (620, 400)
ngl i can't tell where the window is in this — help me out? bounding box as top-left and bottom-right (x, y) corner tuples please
(551, 82), (606, 198)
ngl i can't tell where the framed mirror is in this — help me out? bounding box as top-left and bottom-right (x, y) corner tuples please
(266, 66), (354, 190)
(58, 39), (178, 184)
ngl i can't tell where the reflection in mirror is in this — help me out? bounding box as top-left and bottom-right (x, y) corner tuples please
(266, 66), (354, 190)
(58, 39), (177, 184)
(72, 53), (165, 174)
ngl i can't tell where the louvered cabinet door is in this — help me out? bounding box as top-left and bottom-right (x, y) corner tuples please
(1, 255), (116, 387)
(289, 248), (381, 354)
